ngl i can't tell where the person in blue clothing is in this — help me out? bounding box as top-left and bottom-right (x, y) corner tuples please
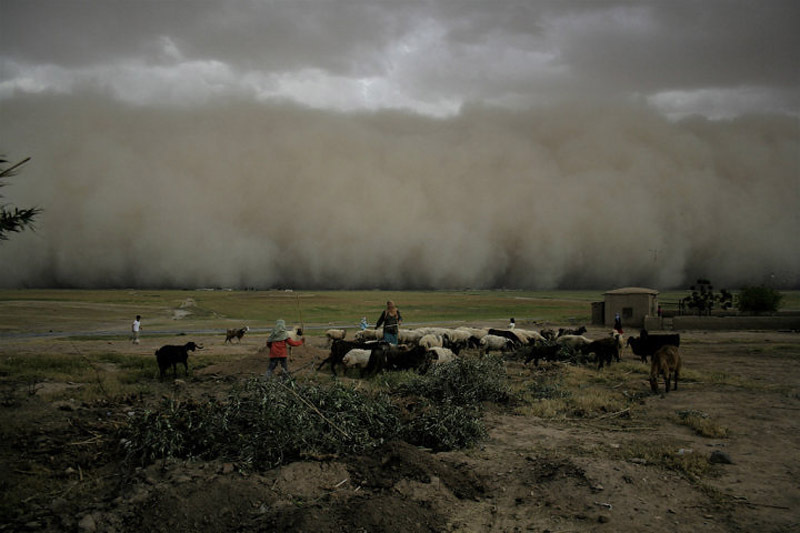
(359, 316), (369, 330)
(375, 300), (402, 345)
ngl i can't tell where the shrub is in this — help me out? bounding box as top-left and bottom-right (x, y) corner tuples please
(397, 354), (510, 406)
(118, 358), (512, 469)
(400, 400), (486, 451)
(736, 286), (783, 314)
(119, 380), (401, 469)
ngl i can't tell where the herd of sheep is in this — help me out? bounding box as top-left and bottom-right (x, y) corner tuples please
(320, 324), (682, 393)
(153, 322), (682, 394)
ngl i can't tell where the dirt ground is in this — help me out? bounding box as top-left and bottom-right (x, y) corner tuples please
(1, 326), (799, 532)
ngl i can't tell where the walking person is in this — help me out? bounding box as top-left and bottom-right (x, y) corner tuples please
(264, 319), (304, 379)
(375, 300), (402, 345)
(359, 316), (369, 331)
(131, 315), (142, 344)
(614, 312), (623, 334)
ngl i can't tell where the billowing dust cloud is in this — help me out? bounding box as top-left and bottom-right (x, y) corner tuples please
(1, 94), (798, 289)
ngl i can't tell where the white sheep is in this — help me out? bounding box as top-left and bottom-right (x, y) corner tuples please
(456, 327), (489, 338)
(555, 334), (592, 350)
(443, 329), (472, 344)
(354, 328), (382, 342)
(325, 329), (346, 345)
(398, 329), (424, 344)
(513, 328), (545, 344)
(419, 333), (444, 350)
(428, 346), (456, 364)
(479, 334), (513, 354)
(341, 349), (372, 370)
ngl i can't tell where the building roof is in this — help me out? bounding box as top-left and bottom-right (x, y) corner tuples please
(604, 287), (659, 295)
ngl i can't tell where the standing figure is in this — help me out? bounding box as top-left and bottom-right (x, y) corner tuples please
(508, 318), (516, 330)
(264, 319), (304, 379)
(131, 315), (142, 344)
(375, 300), (402, 345)
(614, 312), (623, 334)
(359, 316), (369, 331)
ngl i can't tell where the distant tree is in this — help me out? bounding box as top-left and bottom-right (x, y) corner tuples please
(1, 156), (42, 242)
(736, 286), (783, 315)
(679, 278), (732, 316)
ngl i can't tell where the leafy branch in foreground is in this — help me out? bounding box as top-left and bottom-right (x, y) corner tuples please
(1, 156), (42, 241)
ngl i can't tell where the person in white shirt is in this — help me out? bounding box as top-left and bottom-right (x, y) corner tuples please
(131, 315), (141, 344)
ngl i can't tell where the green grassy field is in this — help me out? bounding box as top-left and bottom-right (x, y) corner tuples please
(1, 289), (797, 336)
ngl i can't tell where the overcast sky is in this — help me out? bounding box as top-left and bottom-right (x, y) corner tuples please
(1, 1), (798, 290)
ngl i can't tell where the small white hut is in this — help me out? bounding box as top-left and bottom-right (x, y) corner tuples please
(603, 287), (659, 328)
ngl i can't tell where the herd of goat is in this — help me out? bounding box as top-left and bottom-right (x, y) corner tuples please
(153, 323), (682, 393)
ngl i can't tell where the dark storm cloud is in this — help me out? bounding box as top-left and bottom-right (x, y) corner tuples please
(1, 1), (797, 289)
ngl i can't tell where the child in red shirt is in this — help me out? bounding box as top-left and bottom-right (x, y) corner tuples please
(265, 319), (304, 379)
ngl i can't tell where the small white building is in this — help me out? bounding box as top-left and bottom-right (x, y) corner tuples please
(603, 287), (659, 328)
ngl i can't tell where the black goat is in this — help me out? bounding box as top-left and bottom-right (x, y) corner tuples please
(523, 342), (562, 366)
(372, 344), (432, 374)
(317, 339), (385, 376)
(155, 342), (203, 378)
(626, 330), (680, 363)
(557, 326), (587, 337)
(487, 328), (524, 347)
(581, 337), (621, 369)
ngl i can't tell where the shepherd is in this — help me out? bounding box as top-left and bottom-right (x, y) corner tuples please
(264, 319), (304, 379)
(375, 300), (402, 345)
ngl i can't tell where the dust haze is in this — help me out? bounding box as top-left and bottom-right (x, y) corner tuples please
(1, 94), (797, 289)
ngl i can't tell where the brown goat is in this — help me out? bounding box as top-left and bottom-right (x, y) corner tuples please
(649, 345), (681, 393)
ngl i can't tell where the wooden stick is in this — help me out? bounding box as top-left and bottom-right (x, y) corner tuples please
(276, 380), (350, 439)
(596, 407), (631, 420)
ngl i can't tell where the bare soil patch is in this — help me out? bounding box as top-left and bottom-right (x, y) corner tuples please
(1, 329), (799, 532)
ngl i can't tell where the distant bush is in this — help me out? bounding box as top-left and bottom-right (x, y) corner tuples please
(736, 286), (783, 314)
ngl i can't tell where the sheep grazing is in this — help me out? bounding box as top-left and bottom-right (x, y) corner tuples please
(555, 334), (592, 350)
(427, 346), (456, 364)
(557, 326), (587, 337)
(627, 330), (681, 363)
(225, 326), (249, 344)
(354, 328), (382, 342)
(155, 342), (203, 379)
(487, 329), (523, 348)
(342, 349), (373, 372)
(512, 328), (545, 345)
(523, 342), (562, 366)
(364, 344), (431, 375)
(325, 328), (346, 345)
(317, 339), (384, 376)
(539, 328), (557, 341)
(649, 345), (681, 393)
(419, 333), (444, 350)
(580, 337), (621, 369)
(442, 330), (471, 354)
(479, 334), (514, 354)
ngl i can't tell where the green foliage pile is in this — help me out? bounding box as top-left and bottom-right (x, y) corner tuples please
(120, 380), (401, 469)
(736, 285), (784, 314)
(395, 355), (510, 450)
(397, 354), (510, 406)
(119, 357), (509, 469)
